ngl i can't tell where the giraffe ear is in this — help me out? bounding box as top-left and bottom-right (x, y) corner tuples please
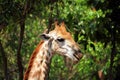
(60, 22), (67, 31)
(54, 21), (59, 30)
(40, 34), (50, 41)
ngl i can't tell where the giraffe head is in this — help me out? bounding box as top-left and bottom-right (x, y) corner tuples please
(40, 21), (83, 63)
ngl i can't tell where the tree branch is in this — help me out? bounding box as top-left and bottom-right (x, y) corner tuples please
(0, 40), (8, 80)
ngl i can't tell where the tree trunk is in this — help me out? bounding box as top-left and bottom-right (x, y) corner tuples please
(16, 0), (35, 79)
(109, 26), (116, 80)
(17, 21), (25, 80)
(0, 40), (8, 80)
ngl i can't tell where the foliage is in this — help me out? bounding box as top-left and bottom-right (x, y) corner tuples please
(0, 0), (120, 80)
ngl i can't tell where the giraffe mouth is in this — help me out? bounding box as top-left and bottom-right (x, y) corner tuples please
(73, 54), (80, 61)
(73, 52), (83, 64)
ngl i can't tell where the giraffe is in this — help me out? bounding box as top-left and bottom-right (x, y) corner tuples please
(24, 21), (83, 80)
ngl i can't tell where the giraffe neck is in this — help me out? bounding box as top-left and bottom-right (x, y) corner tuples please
(24, 41), (53, 80)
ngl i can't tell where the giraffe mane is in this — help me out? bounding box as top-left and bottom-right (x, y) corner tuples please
(24, 41), (44, 80)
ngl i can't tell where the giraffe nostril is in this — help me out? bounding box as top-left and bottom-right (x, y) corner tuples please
(77, 50), (82, 53)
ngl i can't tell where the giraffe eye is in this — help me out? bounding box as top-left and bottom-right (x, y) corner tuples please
(57, 38), (65, 42)
(40, 34), (50, 40)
